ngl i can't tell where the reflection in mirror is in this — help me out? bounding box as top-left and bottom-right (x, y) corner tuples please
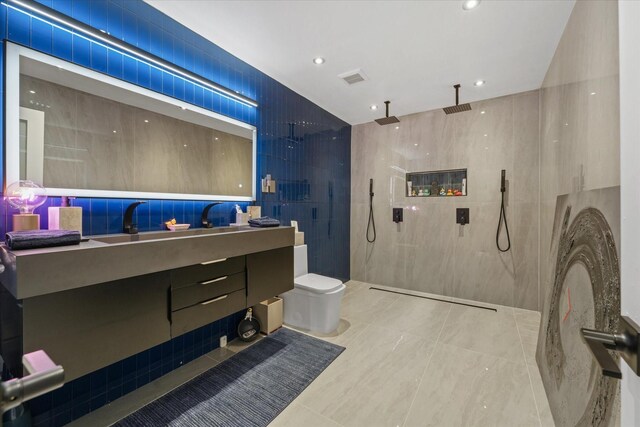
(7, 43), (256, 201)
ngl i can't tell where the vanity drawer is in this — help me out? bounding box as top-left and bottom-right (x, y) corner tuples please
(171, 256), (245, 289)
(170, 289), (245, 336)
(171, 272), (245, 311)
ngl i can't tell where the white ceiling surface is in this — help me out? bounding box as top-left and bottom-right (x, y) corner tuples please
(146, 0), (575, 125)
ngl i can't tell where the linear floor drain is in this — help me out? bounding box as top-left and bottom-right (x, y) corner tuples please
(369, 287), (498, 312)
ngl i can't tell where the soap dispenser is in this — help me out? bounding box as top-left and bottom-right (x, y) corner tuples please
(48, 196), (83, 236)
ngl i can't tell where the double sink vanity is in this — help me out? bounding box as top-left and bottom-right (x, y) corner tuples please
(0, 226), (294, 381)
(0, 42), (293, 383)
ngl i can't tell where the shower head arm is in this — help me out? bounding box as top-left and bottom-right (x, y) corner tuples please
(454, 84), (461, 106)
(384, 101), (390, 118)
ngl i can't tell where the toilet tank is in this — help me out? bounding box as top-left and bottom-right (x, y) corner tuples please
(294, 245), (308, 278)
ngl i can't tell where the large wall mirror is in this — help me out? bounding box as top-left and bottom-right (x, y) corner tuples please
(5, 43), (256, 201)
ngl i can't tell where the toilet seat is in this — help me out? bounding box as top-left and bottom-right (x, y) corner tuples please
(283, 244), (345, 333)
(294, 273), (343, 294)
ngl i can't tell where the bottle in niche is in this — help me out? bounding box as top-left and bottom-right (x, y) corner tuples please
(431, 181), (439, 196)
(462, 178), (467, 196)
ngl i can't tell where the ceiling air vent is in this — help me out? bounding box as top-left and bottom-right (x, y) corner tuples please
(338, 69), (368, 85)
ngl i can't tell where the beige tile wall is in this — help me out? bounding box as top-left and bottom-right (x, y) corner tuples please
(536, 1), (621, 425)
(351, 90), (541, 310)
(538, 0), (619, 312)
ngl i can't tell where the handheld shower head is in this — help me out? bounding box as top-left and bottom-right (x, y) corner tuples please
(375, 101), (400, 125)
(443, 84), (471, 115)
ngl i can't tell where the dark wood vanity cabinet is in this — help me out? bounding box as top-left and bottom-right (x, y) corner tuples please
(169, 256), (247, 336)
(0, 245), (293, 382)
(168, 248), (294, 336)
(246, 246), (294, 306)
(2, 272), (172, 381)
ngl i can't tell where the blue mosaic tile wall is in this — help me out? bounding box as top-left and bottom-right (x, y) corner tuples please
(0, 0), (350, 425)
(0, 0), (351, 281)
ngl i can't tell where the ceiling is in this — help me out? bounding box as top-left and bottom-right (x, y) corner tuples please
(146, 0), (575, 125)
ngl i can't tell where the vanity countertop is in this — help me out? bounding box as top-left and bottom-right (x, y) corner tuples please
(0, 226), (295, 299)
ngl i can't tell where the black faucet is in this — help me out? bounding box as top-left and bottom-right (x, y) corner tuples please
(201, 202), (222, 228)
(123, 201), (146, 234)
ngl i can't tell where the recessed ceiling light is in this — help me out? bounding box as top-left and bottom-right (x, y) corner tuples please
(370, 104), (378, 111)
(480, 110), (485, 114)
(313, 57), (325, 65)
(395, 126), (400, 130)
(239, 184), (243, 188)
(590, 92), (597, 95)
(144, 119), (149, 123)
(462, 0), (481, 10)
(414, 143), (418, 146)
(113, 130), (117, 134)
(484, 134), (488, 137)
(29, 90), (36, 94)
(184, 144), (188, 147)
(474, 80), (485, 87)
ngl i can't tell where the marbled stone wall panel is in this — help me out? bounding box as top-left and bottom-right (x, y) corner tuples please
(539, 0), (620, 314)
(351, 90), (540, 309)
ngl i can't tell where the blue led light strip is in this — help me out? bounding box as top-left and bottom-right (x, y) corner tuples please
(3, 0), (259, 108)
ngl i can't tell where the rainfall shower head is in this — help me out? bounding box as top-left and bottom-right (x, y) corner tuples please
(375, 101), (400, 125)
(443, 84), (471, 115)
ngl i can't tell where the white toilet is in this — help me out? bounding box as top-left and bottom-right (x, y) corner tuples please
(281, 244), (346, 334)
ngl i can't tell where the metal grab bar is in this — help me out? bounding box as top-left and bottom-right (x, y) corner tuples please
(0, 350), (64, 424)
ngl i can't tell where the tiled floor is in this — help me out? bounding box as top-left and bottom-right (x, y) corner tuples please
(71, 281), (554, 427)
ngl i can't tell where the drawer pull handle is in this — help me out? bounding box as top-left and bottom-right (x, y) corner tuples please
(200, 258), (227, 265)
(200, 276), (228, 285)
(201, 294), (228, 305)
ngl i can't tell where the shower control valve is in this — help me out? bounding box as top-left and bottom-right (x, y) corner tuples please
(393, 208), (403, 223)
(456, 208), (470, 225)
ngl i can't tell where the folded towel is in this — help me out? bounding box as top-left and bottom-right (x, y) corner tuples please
(248, 217), (281, 228)
(6, 230), (81, 250)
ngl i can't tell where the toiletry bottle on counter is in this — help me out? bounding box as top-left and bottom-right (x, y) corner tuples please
(235, 205), (250, 225)
(462, 178), (467, 196)
(48, 196), (83, 236)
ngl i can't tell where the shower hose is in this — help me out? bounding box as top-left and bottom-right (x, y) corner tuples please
(496, 190), (511, 252)
(366, 186), (376, 243)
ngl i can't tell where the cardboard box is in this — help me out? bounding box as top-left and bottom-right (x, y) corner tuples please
(252, 297), (283, 335)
